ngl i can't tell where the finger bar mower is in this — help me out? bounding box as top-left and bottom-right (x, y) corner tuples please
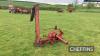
(30, 4), (68, 47)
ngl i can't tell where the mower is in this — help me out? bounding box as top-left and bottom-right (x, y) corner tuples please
(30, 4), (68, 47)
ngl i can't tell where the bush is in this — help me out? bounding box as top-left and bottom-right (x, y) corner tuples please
(67, 4), (75, 13)
(0, 6), (8, 9)
(40, 6), (63, 11)
(87, 3), (94, 9)
(56, 8), (64, 12)
(0, 6), (1, 9)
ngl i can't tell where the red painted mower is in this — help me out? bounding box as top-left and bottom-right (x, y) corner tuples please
(30, 4), (68, 47)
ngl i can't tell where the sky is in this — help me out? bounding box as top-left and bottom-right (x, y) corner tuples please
(16, 0), (84, 5)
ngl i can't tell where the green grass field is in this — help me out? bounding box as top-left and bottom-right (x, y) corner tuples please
(0, 10), (100, 56)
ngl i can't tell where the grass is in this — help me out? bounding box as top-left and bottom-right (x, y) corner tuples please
(0, 9), (100, 56)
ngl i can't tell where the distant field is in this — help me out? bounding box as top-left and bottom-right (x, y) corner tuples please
(0, 1), (66, 9)
(0, 10), (100, 56)
(0, 1), (39, 8)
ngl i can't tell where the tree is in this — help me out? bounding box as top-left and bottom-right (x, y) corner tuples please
(8, 0), (13, 4)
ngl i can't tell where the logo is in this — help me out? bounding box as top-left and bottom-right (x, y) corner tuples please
(69, 46), (94, 52)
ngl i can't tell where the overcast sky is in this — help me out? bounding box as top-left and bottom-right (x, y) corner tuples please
(16, 0), (84, 5)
